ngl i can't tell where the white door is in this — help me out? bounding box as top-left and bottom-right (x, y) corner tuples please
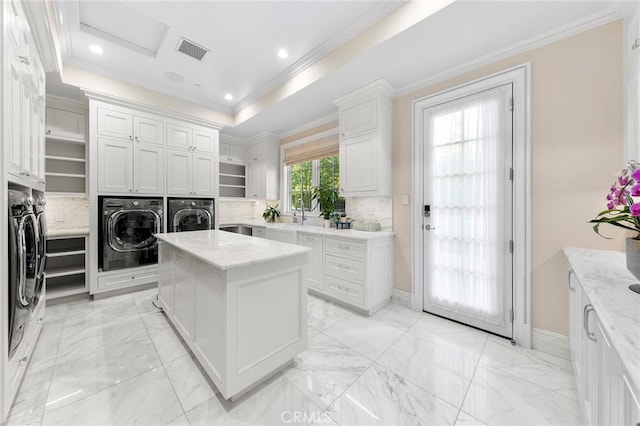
(193, 129), (217, 153)
(166, 124), (192, 150)
(166, 149), (192, 195)
(133, 116), (164, 145)
(192, 153), (216, 196)
(422, 84), (514, 337)
(134, 142), (164, 194)
(98, 137), (133, 193)
(97, 108), (132, 140)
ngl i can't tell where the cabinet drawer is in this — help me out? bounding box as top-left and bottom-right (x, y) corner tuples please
(97, 268), (158, 292)
(325, 275), (364, 307)
(325, 238), (365, 259)
(325, 254), (364, 283)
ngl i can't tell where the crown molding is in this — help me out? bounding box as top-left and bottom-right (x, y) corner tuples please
(82, 89), (227, 130)
(333, 79), (395, 107)
(232, 1), (406, 114)
(22, 0), (63, 73)
(279, 112), (338, 139)
(46, 94), (88, 113)
(220, 134), (248, 145)
(395, 6), (623, 98)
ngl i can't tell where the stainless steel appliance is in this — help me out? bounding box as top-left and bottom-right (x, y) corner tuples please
(167, 198), (214, 232)
(8, 189), (39, 358)
(100, 197), (163, 271)
(219, 225), (252, 235)
(32, 192), (46, 309)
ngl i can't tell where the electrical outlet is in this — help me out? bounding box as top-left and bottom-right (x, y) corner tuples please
(402, 194), (409, 206)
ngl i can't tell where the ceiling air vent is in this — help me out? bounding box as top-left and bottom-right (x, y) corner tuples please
(176, 38), (209, 61)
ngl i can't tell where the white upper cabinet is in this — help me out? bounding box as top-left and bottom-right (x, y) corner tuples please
(193, 129), (217, 154)
(98, 137), (134, 193)
(245, 133), (279, 199)
(46, 108), (86, 142)
(133, 116), (164, 145)
(166, 148), (217, 197)
(340, 99), (377, 138)
(219, 141), (246, 164)
(134, 142), (164, 194)
(192, 153), (217, 196)
(97, 108), (133, 140)
(167, 124), (193, 150)
(333, 80), (393, 197)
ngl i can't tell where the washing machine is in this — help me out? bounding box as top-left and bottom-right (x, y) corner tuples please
(32, 192), (47, 309)
(8, 189), (39, 358)
(167, 198), (215, 232)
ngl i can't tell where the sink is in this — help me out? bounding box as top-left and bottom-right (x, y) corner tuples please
(630, 284), (640, 294)
(219, 225), (252, 236)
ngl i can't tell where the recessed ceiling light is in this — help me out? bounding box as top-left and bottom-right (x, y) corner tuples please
(277, 48), (288, 59)
(225, 93), (233, 101)
(89, 44), (103, 55)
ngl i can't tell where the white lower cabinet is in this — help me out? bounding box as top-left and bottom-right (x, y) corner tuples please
(568, 269), (639, 425)
(298, 232), (324, 291)
(96, 267), (158, 293)
(305, 234), (392, 315)
(251, 226), (266, 239)
(265, 228), (297, 244)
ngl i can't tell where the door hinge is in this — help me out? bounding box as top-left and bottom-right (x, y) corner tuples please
(510, 97), (514, 112)
(510, 308), (514, 323)
(509, 240), (514, 253)
(509, 167), (514, 181)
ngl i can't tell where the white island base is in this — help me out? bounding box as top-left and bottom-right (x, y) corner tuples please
(155, 231), (310, 400)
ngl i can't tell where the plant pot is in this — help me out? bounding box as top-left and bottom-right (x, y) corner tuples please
(626, 238), (640, 281)
(324, 219), (331, 229)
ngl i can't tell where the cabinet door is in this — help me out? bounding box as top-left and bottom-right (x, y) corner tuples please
(166, 149), (192, 195)
(6, 47), (23, 176)
(46, 108), (86, 141)
(623, 374), (640, 426)
(248, 142), (266, 163)
(298, 233), (324, 291)
(229, 144), (246, 164)
(167, 124), (192, 150)
(193, 129), (217, 154)
(340, 133), (377, 195)
(98, 137), (133, 193)
(21, 74), (34, 178)
(219, 142), (230, 161)
(158, 244), (175, 313)
(247, 162), (266, 198)
(97, 108), (132, 140)
(34, 67), (46, 181)
(340, 99), (377, 138)
(192, 153), (216, 196)
(596, 321), (622, 426)
(133, 116), (164, 145)
(172, 250), (194, 340)
(134, 142), (164, 194)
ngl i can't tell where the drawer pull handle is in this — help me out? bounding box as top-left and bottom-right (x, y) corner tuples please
(583, 304), (596, 342)
(338, 264), (349, 270)
(567, 269), (575, 292)
(338, 245), (349, 250)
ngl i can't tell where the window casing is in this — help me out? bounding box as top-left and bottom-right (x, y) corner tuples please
(285, 154), (344, 214)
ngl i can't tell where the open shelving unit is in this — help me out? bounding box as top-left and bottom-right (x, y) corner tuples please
(219, 162), (246, 198)
(45, 236), (88, 300)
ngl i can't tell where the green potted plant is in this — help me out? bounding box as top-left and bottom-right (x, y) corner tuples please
(311, 185), (339, 228)
(262, 203), (280, 223)
(590, 160), (640, 286)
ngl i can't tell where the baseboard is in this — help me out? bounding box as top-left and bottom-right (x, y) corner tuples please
(532, 327), (571, 361)
(391, 288), (412, 308)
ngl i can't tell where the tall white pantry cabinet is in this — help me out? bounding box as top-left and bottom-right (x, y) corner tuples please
(86, 94), (223, 297)
(1, 0), (48, 421)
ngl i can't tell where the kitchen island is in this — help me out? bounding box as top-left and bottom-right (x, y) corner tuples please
(155, 230), (311, 400)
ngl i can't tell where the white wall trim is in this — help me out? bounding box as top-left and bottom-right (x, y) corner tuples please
(391, 289), (411, 308)
(395, 7), (622, 98)
(410, 63), (532, 348)
(532, 327), (571, 361)
(279, 112), (339, 140)
(46, 94), (88, 113)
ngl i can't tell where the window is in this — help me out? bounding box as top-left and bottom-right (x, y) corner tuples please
(286, 155), (344, 213)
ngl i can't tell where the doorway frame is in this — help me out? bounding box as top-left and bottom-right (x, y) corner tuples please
(411, 63), (532, 348)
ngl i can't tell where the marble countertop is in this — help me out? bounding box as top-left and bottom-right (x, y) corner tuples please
(218, 220), (394, 240)
(47, 228), (90, 238)
(563, 248), (640, 390)
(156, 230), (311, 271)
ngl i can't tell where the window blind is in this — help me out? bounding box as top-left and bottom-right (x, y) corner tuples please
(282, 133), (339, 165)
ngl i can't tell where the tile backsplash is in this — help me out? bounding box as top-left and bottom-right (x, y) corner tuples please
(347, 196), (392, 231)
(45, 196), (89, 231)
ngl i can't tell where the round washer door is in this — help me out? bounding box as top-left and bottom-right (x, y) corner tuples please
(107, 209), (161, 252)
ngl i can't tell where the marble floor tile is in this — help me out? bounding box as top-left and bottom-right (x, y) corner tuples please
(46, 331), (161, 411)
(377, 332), (481, 408)
(42, 367), (183, 426)
(147, 325), (190, 365)
(186, 374), (326, 426)
(461, 363), (584, 426)
(323, 314), (404, 360)
(62, 295), (139, 333)
(371, 302), (423, 330)
(407, 314), (489, 354)
(132, 288), (162, 315)
(307, 298), (352, 332)
(479, 337), (579, 400)
(282, 333), (372, 409)
(165, 354), (217, 412)
(4, 412), (42, 426)
(328, 363), (459, 426)
(165, 414), (190, 426)
(455, 411), (488, 425)
(43, 302), (68, 324)
(7, 365), (53, 422)
(28, 320), (64, 373)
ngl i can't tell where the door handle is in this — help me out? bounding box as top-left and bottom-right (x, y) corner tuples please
(567, 269), (575, 292)
(424, 224), (436, 231)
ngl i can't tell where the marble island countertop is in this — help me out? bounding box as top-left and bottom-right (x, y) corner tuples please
(156, 230), (311, 271)
(218, 220), (394, 240)
(563, 247), (640, 390)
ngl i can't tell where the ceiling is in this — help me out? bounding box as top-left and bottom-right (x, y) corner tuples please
(52, 0), (625, 138)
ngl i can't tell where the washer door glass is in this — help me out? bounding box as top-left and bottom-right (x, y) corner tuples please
(107, 209), (161, 252)
(173, 209), (212, 231)
(20, 214), (38, 306)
